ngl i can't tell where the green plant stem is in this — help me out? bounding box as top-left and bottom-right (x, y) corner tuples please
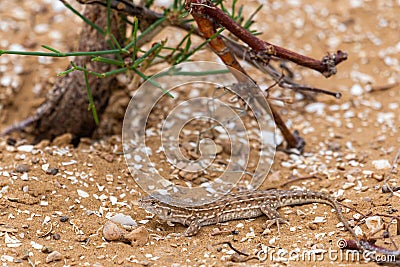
(0, 49), (128, 57)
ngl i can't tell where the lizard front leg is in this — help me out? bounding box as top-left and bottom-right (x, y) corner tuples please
(260, 204), (289, 235)
(182, 219), (201, 236)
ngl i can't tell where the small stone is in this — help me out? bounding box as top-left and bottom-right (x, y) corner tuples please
(327, 141), (341, 151)
(342, 182), (355, 190)
(45, 251), (63, 263)
(15, 164), (30, 173)
(41, 246), (53, 253)
(124, 226), (149, 247)
(52, 133), (72, 146)
(313, 217), (326, 223)
(365, 216), (382, 231)
(372, 174), (384, 181)
(60, 216), (69, 222)
(53, 233), (61, 240)
(75, 235), (88, 242)
(34, 24), (49, 34)
(17, 145), (34, 153)
(268, 171), (281, 182)
(103, 221), (125, 241)
(102, 153), (114, 163)
(350, 84), (363, 96)
(35, 139), (50, 149)
(31, 157), (40, 164)
(305, 103), (326, 115)
(21, 173), (29, 181)
(46, 168), (59, 175)
(6, 138), (17, 146)
(77, 189), (89, 198)
(372, 159), (390, 170)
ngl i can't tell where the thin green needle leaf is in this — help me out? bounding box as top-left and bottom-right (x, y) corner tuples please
(57, 67), (75, 76)
(102, 67), (129, 77)
(83, 63), (99, 125)
(132, 43), (163, 68)
(232, 0), (238, 18)
(42, 45), (62, 54)
(125, 17), (139, 53)
(92, 56), (124, 67)
(0, 49), (125, 57)
(136, 17), (166, 43)
(59, 0), (105, 36)
(106, 0), (111, 36)
(244, 4), (263, 30)
(175, 28), (224, 64)
(133, 69), (173, 98)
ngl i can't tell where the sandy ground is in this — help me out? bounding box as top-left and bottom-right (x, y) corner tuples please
(0, 0), (399, 266)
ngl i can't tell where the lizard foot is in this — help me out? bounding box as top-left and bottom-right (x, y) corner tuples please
(263, 218), (290, 235)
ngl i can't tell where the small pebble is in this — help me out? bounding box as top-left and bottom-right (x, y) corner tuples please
(124, 226), (149, 247)
(41, 246), (53, 253)
(77, 189), (89, 198)
(46, 168), (59, 175)
(6, 138), (16, 146)
(17, 145), (33, 153)
(15, 164), (30, 173)
(313, 217), (326, 223)
(53, 233), (61, 240)
(365, 216), (382, 231)
(60, 216), (69, 222)
(103, 221), (125, 241)
(45, 251), (63, 263)
(52, 133), (72, 146)
(75, 235), (88, 242)
(350, 84), (363, 96)
(372, 159), (390, 170)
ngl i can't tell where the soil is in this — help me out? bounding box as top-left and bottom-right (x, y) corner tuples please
(0, 0), (399, 266)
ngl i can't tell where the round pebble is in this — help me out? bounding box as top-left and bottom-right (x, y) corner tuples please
(45, 251), (63, 263)
(103, 221), (125, 241)
(53, 233), (61, 240)
(15, 164), (30, 173)
(46, 168), (59, 175)
(60, 216), (69, 222)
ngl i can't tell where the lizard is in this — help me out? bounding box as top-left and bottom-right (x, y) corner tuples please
(138, 189), (360, 246)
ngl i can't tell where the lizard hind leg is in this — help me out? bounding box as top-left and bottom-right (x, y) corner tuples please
(260, 205), (290, 235)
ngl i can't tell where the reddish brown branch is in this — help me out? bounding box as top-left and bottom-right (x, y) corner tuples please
(190, 6), (248, 81)
(186, 0), (347, 77)
(187, 1), (305, 150)
(271, 108), (304, 151)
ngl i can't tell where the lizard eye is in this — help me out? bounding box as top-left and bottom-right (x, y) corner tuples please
(166, 209), (172, 216)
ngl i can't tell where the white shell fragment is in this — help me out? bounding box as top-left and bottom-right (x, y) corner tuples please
(109, 213), (137, 226)
(313, 217), (326, 223)
(365, 216), (382, 231)
(17, 145), (34, 153)
(77, 189), (89, 198)
(350, 84), (363, 96)
(372, 159), (391, 170)
(5, 233), (21, 248)
(305, 103), (325, 115)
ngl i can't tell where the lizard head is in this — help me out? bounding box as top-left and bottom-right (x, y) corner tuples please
(138, 196), (173, 221)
